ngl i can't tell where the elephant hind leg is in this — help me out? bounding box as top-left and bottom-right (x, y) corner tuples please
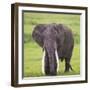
(65, 58), (73, 72)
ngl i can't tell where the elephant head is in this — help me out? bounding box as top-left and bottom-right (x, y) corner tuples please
(32, 24), (59, 75)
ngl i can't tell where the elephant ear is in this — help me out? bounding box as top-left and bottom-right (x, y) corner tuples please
(53, 24), (66, 56)
(32, 24), (46, 47)
(53, 24), (65, 43)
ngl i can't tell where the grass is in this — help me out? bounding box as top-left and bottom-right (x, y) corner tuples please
(23, 12), (80, 77)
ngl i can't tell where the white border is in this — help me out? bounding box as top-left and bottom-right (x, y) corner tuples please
(18, 6), (86, 84)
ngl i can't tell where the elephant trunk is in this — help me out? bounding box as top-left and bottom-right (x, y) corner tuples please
(47, 48), (57, 75)
(42, 47), (59, 75)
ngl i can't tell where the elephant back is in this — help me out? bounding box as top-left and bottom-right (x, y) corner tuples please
(56, 24), (74, 58)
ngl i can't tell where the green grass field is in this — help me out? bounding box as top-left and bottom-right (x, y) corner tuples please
(23, 12), (80, 77)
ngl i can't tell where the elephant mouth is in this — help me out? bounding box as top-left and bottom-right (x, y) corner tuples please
(42, 49), (59, 75)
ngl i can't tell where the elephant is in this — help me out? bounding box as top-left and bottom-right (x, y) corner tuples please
(32, 23), (74, 76)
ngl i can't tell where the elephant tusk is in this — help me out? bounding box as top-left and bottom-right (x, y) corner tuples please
(42, 50), (45, 74)
(55, 50), (59, 72)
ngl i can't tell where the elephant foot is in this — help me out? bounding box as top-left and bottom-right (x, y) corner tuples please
(50, 73), (57, 76)
(45, 71), (50, 75)
(64, 64), (70, 72)
(45, 71), (57, 76)
(45, 72), (57, 76)
(49, 71), (57, 76)
(64, 64), (74, 72)
(64, 69), (69, 72)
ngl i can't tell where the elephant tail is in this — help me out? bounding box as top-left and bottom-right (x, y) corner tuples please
(69, 64), (74, 71)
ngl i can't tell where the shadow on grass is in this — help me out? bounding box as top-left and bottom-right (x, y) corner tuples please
(24, 71), (80, 77)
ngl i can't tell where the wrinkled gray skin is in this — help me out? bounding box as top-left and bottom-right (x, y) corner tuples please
(32, 23), (74, 76)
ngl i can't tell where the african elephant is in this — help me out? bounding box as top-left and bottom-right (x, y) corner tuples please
(32, 23), (74, 76)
